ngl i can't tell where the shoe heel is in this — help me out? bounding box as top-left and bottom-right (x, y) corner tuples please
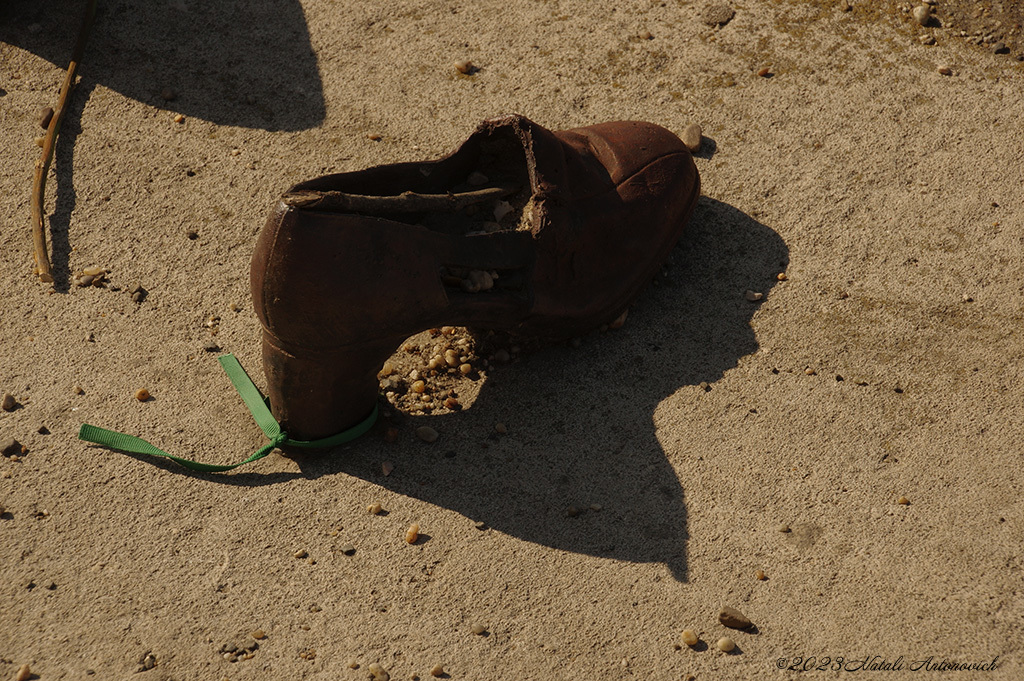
(261, 332), (392, 442)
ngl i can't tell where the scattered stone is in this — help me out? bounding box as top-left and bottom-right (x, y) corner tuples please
(474, 521), (487, 530)
(640, 30), (653, 40)
(471, 622), (487, 635)
(37, 425), (49, 435)
(367, 502), (383, 515)
(776, 272), (787, 281)
(681, 629), (699, 646)
(938, 65), (953, 75)
(454, 59), (474, 74)
(702, 4), (735, 26)
(719, 606), (753, 629)
(589, 503), (602, 512)
(186, 229), (199, 240)
(368, 662), (390, 681)
(294, 549), (308, 559)
(74, 385), (84, 395)
(411, 380), (426, 394)
(681, 123), (702, 153)
(16, 663), (31, 681)
(251, 629), (266, 640)
(135, 388), (150, 401)
(405, 523), (420, 544)
(160, 87), (177, 101)
(744, 290), (763, 301)
(777, 523), (791, 533)
(755, 569), (767, 580)
(38, 105), (54, 129)
(717, 636), (736, 652)
(898, 495), (910, 505)
(919, 34), (936, 45)
(382, 461), (395, 476)
(348, 660), (360, 669)
(993, 42), (1008, 54)
(229, 302), (241, 312)
(839, 0), (852, 11)
(416, 426), (439, 443)
(494, 422), (507, 435)
(1, 393), (17, 411)
(757, 66), (772, 77)
(430, 664), (445, 677)
(804, 368), (816, 376)
(458, 363), (473, 375)
(340, 544), (356, 555)
(912, 4), (931, 26)
(140, 652), (157, 670)
(566, 505), (579, 517)
(367, 132), (383, 141)
(173, 113), (185, 123)
(202, 340), (221, 353)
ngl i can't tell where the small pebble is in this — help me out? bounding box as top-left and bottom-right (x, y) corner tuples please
(186, 229), (199, 240)
(681, 123), (702, 153)
(776, 272), (787, 281)
(229, 302), (241, 312)
(367, 132), (382, 141)
(459, 363), (472, 375)
(719, 605), (753, 629)
(16, 664), (31, 681)
(757, 66), (771, 77)
(34, 136), (45, 147)
(494, 422), (507, 434)
(416, 426), (439, 443)
(938, 65), (953, 76)
(1, 393), (17, 411)
(82, 265), (105, 276)
(717, 636), (735, 653)
(912, 4), (931, 26)
(471, 622), (487, 635)
(367, 502), (383, 515)
(993, 42), (1008, 54)
(566, 505), (579, 517)
(444, 396), (460, 409)
(609, 308), (628, 329)
(640, 30), (653, 40)
(804, 368), (816, 376)
(702, 3), (735, 26)
(405, 523), (420, 544)
(411, 380), (426, 394)
(382, 461), (395, 476)
(348, 659), (360, 669)
(73, 385), (84, 395)
(251, 629), (266, 639)
(173, 113), (185, 123)
(368, 662), (390, 681)
(38, 106), (54, 129)
(681, 629), (699, 646)
(777, 523), (791, 533)
(755, 569), (766, 580)
(135, 388), (150, 401)
(919, 34), (936, 45)
(454, 59), (474, 74)
(589, 503), (602, 512)
(340, 544), (356, 555)
(160, 87), (177, 101)
(430, 664), (445, 677)
(744, 290), (763, 301)
(897, 496), (910, 505)
(474, 521), (487, 530)
(294, 549), (308, 559)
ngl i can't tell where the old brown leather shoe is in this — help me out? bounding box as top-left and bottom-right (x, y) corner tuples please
(251, 114), (700, 440)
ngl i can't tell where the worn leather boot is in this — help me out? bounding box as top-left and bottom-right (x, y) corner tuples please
(251, 114), (700, 440)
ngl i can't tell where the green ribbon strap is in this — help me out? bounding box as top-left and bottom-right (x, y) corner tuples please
(78, 354), (378, 472)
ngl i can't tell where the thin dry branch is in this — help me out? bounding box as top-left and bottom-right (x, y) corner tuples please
(280, 184), (518, 214)
(31, 0), (98, 283)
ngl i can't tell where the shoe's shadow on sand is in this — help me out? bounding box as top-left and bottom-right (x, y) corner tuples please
(291, 196), (788, 583)
(1, 0), (325, 131)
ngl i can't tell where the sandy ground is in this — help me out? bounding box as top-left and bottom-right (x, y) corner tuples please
(2, 0), (1023, 679)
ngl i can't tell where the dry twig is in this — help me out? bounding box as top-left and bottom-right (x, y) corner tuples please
(31, 0), (99, 283)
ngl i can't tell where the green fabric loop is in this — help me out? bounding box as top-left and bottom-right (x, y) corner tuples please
(78, 353), (378, 472)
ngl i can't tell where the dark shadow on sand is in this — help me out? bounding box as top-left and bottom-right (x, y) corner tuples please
(1, 0), (325, 131)
(283, 196), (789, 582)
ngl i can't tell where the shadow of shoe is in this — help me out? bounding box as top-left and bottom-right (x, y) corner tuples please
(0, 0), (325, 131)
(285, 196), (788, 583)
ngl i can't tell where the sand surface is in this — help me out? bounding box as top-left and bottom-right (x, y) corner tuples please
(2, 0), (1023, 679)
